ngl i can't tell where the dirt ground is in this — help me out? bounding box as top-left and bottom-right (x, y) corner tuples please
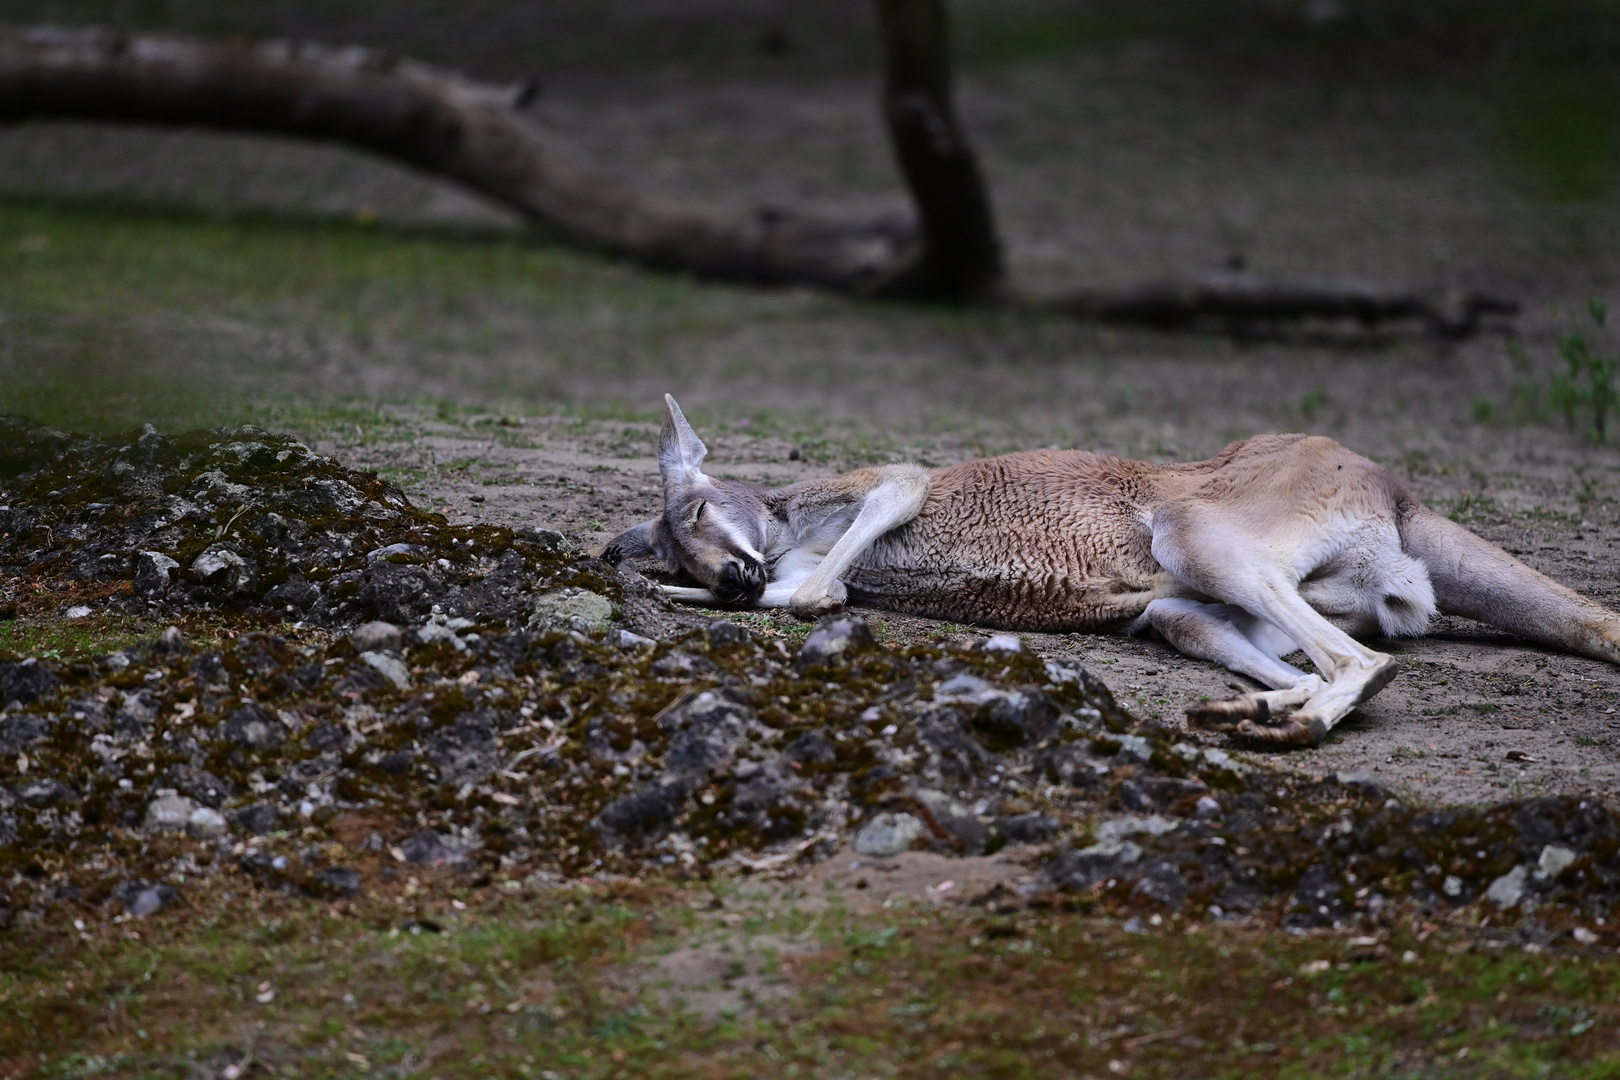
(315, 403), (1620, 809)
(3, 1), (1620, 809)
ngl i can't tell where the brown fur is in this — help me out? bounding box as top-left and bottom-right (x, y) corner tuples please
(605, 398), (1620, 748)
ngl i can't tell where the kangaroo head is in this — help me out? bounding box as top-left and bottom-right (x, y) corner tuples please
(601, 395), (769, 605)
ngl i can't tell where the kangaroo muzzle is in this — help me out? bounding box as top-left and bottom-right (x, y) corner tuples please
(713, 558), (766, 605)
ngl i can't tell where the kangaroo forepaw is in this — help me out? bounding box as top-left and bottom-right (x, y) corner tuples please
(1229, 715), (1329, 750)
(789, 595), (845, 620)
(1186, 695), (1271, 733)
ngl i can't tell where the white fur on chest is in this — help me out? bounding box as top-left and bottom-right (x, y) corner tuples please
(761, 504), (864, 602)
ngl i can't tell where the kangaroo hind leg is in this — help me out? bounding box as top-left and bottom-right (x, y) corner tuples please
(1403, 506), (1620, 667)
(1136, 598), (1324, 741)
(1150, 502), (1401, 748)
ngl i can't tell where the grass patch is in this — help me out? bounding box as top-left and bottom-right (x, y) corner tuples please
(0, 611), (152, 663)
(0, 196), (779, 433)
(5, 878), (1620, 1078)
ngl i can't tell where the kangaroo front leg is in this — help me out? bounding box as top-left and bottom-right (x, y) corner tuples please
(659, 585), (722, 605)
(787, 466), (930, 619)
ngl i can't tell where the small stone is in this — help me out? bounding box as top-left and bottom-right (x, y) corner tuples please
(15, 778), (74, 808)
(994, 811), (1060, 845)
(350, 621), (402, 654)
(618, 629), (655, 648)
(65, 605), (93, 619)
(134, 551), (179, 595)
(1573, 927), (1599, 946)
(1536, 844), (1578, 880)
(222, 705), (287, 751)
(191, 545), (251, 590)
(1113, 734), (1153, 764)
(1442, 875), (1463, 898)
(117, 882), (178, 917)
(360, 651), (412, 690)
(707, 620), (751, 648)
(1192, 795), (1222, 819)
(1334, 771), (1387, 799)
(853, 812), (924, 857)
(797, 615), (876, 668)
(1094, 815), (1178, 845)
(1073, 839), (1144, 865)
(144, 792), (197, 833)
(0, 659), (60, 706)
(306, 723), (348, 753)
(367, 543), (428, 564)
(1199, 747), (1250, 775)
(186, 806), (227, 840)
(230, 804), (280, 835)
(1485, 865), (1527, 908)
(399, 829), (462, 865)
(529, 588), (614, 634)
(982, 634), (1022, 653)
(153, 626), (189, 655)
(913, 788), (988, 854)
(311, 866), (362, 898)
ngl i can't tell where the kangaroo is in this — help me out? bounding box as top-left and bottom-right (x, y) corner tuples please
(604, 395), (1620, 749)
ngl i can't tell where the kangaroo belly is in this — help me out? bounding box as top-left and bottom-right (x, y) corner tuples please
(842, 451), (1178, 632)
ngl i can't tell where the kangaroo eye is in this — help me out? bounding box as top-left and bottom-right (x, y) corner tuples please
(693, 501), (706, 524)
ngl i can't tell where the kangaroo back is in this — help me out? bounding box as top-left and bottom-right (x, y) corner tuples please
(1400, 502), (1620, 666)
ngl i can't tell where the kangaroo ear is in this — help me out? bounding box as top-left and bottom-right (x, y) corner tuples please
(601, 518), (666, 565)
(659, 394), (709, 486)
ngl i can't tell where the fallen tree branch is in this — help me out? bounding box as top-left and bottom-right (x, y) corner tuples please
(1062, 274), (1519, 338)
(0, 26), (924, 294)
(0, 25), (1517, 335)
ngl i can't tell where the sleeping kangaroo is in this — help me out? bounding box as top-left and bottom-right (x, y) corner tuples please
(603, 395), (1620, 749)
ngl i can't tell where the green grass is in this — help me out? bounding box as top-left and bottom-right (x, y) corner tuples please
(0, 195), (841, 433)
(0, 197), (705, 432)
(6, 877), (1619, 1079)
(0, 196), (1120, 463)
(0, 611), (152, 662)
(956, 8), (1144, 66)
(1497, 68), (1620, 203)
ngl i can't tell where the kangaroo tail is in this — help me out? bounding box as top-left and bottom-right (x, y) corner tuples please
(1401, 503), (1620, 667)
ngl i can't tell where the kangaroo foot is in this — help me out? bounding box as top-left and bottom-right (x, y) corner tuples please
(1351, 656), (1401, 706)
(1224, 658), (1394, 751)
(1186, 695), (1270, 734)
(1229, 715), (1329, 750)
(789, 595), (845, 619)
(1186, 681), (1317, 734)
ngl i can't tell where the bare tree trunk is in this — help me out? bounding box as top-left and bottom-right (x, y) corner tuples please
(0, 26), (921, 293)
(873, 0), (1002, 302)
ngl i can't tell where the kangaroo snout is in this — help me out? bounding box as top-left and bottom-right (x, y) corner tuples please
(713, 558), (766, 605)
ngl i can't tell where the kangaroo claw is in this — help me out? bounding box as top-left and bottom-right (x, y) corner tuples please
(1186, 695), (1270, 733)
(1229, 715), (1329, 750)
